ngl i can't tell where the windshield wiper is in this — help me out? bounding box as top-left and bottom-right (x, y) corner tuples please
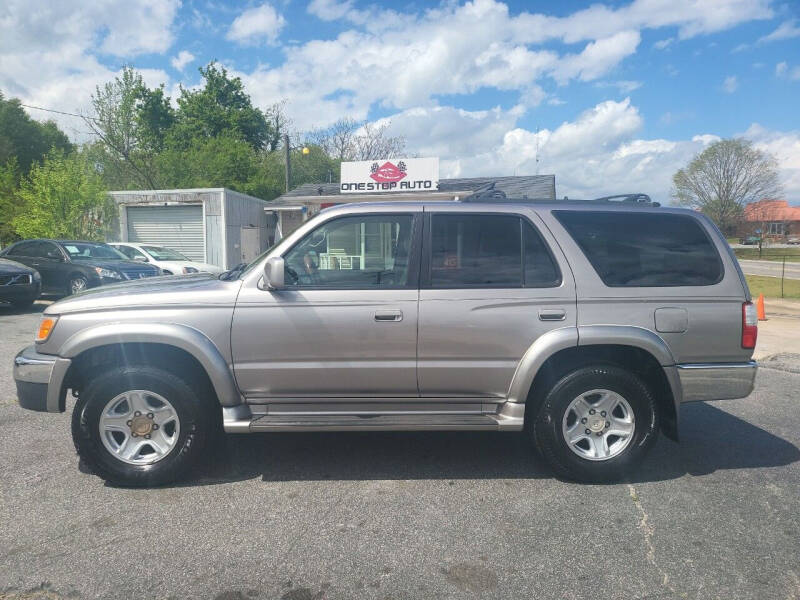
(219, 262), (247, 281)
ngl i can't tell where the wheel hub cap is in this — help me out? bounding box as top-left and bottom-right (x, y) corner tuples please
(99, 390), (180, 465)
(562, 388), (635, 461)
(129, 414), (153, 436)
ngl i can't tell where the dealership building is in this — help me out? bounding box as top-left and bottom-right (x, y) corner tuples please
(268, 157), (556, 237)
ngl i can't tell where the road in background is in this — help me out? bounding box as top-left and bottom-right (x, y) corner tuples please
(738, 259), (800, 280)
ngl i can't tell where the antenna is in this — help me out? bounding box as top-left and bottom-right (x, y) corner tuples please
(535, 126), (540, 176)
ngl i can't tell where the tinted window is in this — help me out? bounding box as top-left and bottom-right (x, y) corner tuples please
(429, 214), (560, 288)
(523, 221), (561, 287)
(554, 211), (723, 287)
(284, 214), (414, 288)
(6, 241), (37, 256)
(31, 242), (61, 259)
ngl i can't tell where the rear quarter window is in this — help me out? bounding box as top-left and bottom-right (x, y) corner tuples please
(553, 210), (723, 287)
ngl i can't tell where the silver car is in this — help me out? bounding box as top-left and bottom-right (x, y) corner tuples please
(13, 195), (757, 486)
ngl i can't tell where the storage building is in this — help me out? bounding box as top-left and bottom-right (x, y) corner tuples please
(108, 188), (274, 269)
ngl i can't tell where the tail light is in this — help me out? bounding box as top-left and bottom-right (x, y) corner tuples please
(742, 301), (758, 349)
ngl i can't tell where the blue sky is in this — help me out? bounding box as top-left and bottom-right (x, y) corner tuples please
(1, 0), (799, 202)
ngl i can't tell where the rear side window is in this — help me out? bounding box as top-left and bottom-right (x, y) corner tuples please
(428, 214), (561, 288)
(554, 210), (723, 287)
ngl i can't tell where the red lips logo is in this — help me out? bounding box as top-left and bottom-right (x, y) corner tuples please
(369, 161), (407, 183)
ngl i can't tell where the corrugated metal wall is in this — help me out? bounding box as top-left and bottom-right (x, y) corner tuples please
(223, 189), (273, 266)
(126, 205), (205, 261)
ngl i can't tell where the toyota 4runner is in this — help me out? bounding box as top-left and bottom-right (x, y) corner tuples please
(13, 195), (758, 486)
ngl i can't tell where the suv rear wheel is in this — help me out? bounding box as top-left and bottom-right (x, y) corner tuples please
(71, 365), (215, 486)
(532, 365), (658, 483)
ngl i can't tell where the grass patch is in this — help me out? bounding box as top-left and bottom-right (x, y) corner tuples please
(733, 247), (800, 262)
(745, 275), (800, 300)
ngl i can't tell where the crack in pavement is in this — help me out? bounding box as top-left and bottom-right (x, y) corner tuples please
(628, 484), (682, 597)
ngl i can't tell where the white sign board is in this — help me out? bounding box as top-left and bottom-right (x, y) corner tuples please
(340, 157), (439, 194)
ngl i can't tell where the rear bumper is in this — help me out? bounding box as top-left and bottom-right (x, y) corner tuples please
(13, 346), (71, 412)
(677, 361), (757, 402)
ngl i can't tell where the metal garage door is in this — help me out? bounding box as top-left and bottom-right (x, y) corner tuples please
(126, 205), (204, 261)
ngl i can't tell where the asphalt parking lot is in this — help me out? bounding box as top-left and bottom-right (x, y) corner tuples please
(1, 302), (799, 599)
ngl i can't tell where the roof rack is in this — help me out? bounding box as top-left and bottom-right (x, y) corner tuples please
(460, 183), (660, 207)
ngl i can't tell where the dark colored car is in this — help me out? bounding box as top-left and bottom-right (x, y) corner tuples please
(0, 257), (41, 308)
(0, 239), (161, 296)
(739, 235), (760, 245)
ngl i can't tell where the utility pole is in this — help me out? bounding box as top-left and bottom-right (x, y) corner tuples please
(284, 133), (291, 193)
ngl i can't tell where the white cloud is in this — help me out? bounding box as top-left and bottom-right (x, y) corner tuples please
(171, 50), (196, 71)
(744, 124), (800, 197)
(759, 19), (800, 43)
(776, 61), (800, 81)
(226, 3), (286, 46)
(307, 0), (354, 21)
(723, 75), (739, 93)
(653, 37), (674, 49)
(0, 0), (177, 137)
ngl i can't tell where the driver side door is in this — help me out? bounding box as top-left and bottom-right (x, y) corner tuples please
(232, 209), (422, 400)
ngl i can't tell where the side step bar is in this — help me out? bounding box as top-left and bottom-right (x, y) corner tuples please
(222, 404), (526, 433)
(250, 413), (499, 432)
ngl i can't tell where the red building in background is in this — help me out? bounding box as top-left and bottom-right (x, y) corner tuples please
(742, 199), (800, 241)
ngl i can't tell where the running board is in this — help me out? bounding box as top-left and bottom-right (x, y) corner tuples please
(222, 404), (525, 433)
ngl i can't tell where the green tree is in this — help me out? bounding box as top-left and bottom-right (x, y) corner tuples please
(672, 138), (782, 234)
(0, 158), (21, 245)
(0, 92), (73, 173)
(172, 62), (272, 151)
(13, 151), (113, 240)
(85, 66), (163, 189)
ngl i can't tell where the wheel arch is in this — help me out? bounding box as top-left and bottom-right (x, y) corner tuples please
(510, 326), (681, 441)
(60, 323), (242, 408)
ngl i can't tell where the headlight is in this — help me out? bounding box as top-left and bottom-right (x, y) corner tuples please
(94, 267), (122, 279)
(36, 316), (58, 343)
(183, 266), (199, 274)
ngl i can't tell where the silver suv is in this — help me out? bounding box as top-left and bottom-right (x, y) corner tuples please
(13, 196), (758, 486)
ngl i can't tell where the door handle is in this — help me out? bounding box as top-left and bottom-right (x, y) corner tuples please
(374, 310), (403, 322)
(539, 309), (566, 321)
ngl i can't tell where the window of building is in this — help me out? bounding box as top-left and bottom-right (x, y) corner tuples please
(767, 222), (785, 235)
(284, 214), (414, 288)
(554, 210), (723, 287)
(428, 214), (560, 288)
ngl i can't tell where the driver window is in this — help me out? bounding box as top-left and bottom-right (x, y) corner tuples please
(284, 214), (414, 288)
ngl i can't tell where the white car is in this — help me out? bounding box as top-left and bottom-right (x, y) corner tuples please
(109, 243), (224, 275)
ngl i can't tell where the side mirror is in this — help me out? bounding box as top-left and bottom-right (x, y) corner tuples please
(263, 256), (285, 290)
(134, 256), (148, 262)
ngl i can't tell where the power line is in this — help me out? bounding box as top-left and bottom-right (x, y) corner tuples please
(20, 103), (98, 123)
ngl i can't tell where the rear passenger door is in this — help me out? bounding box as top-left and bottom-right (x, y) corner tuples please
(417, 208), (576, 399)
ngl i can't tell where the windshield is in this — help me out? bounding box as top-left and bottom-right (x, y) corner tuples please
(62, 242), (128, 260)
(142, 246), (190, 261)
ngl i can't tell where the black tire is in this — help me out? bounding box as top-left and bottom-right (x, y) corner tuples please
(67, 274), (88, 296)
(531, 365), (658, 483)
(71, 365), (216, 487)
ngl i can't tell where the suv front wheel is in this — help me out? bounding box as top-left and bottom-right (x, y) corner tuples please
(532, 365), (658, 483)
(72, 365), (216, 486)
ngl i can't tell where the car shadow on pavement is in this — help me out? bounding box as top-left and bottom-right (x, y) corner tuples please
(0, 300), (48, 315)
(175, 402), (799, 487)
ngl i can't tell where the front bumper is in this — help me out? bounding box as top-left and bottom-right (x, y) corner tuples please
(14, 346), (71, 412)
(677, 361), (757, 402)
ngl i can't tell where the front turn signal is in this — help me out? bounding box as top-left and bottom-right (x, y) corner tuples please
(35, 316), (58, 343)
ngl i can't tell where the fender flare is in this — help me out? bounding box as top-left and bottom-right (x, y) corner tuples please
(60, 322), (242, 407)
(507, 327), (578, 403)
(506, 325), (683, 410)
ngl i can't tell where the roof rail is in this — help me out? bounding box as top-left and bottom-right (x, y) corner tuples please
(461, 182), (508, 202)
(592, 193), (658, 206)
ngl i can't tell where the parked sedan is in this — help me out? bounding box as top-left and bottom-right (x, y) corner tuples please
(0, 257), (41, 308)
(0, 239), (161, 296)
(110, 242), (223, 274)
